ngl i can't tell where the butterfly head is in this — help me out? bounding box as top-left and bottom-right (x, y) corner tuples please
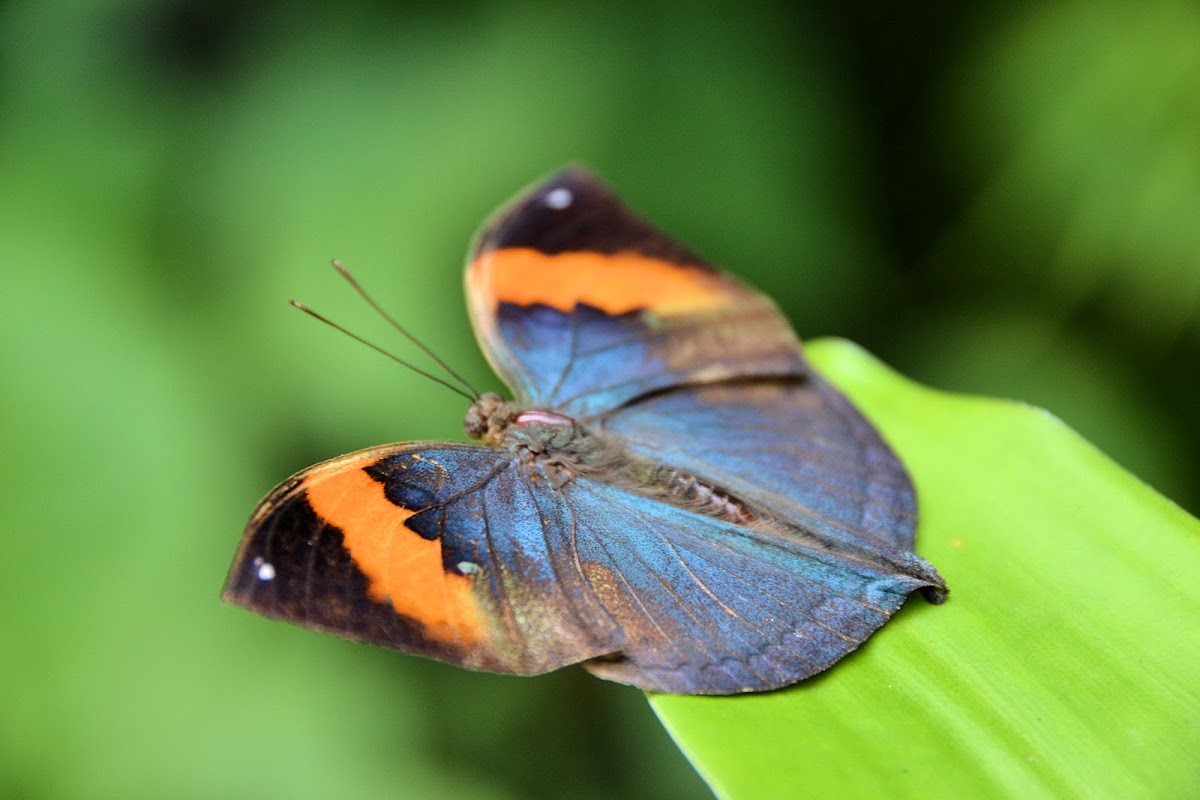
(463, 392), (509, 442)
(464, 392), (581, 451)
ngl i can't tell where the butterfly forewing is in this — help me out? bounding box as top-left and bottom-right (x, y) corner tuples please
(465, 167), (806, 418)
(224, 443), (623, 675)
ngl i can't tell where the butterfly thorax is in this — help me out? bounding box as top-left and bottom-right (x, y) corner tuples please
(464, 392), (756, 525)
(464, 392), (625, 471)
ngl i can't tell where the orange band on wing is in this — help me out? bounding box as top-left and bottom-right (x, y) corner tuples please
(469, 247), (734, 316)
(303, 457), (483, 647)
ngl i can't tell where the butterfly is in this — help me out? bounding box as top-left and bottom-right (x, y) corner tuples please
(223, 167), (947, 695)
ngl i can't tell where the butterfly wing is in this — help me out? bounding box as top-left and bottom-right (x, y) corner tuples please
(600, 374), (923, 555)
(223, 443), (623, 674)
(224, 441), (927, 694)
(552, 477), (929, 694)
(466, 167), (806, 418)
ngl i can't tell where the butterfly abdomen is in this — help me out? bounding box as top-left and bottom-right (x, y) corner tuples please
(642, 464), (758, 526)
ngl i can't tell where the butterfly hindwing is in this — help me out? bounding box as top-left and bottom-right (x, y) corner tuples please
(466, 167), (806, 418)
(558, 479), (926, 693)
(601, 373), (920, 554)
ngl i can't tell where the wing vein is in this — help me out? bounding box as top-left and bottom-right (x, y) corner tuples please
(518, 473), (593, 633)
(479, 483), (520, 644)
(603, 503), (747, 684)
(665, 532), (862, 646)
(546, 302), (580, 406)
(625, 502), (758, 631)
(583, 521), (690, 664)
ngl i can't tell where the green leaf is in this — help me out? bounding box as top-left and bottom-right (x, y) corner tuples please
(650, 338), (1200, 799)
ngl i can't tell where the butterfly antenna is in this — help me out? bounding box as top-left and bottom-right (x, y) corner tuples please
(330, 259), (481, 400)
(289, 300), (476, 402)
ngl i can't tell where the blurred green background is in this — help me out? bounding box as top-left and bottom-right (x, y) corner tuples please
(2, 1), (1197, 797)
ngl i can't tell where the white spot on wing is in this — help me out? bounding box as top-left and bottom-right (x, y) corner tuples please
(544, 187), (573, 210)
(254, 558), (276, 581)
(456, 561), (481, 575)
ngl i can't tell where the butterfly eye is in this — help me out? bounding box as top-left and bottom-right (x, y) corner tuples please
(544, 187), (573, 209)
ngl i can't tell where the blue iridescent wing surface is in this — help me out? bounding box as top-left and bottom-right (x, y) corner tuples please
(223, 442), (624, 675)
(600, 375), (921, 554)
(562, 478), (927, 693)
(466, 167), (806, 418)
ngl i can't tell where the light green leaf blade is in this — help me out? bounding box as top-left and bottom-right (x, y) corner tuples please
(650, 338), (1200, 799)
